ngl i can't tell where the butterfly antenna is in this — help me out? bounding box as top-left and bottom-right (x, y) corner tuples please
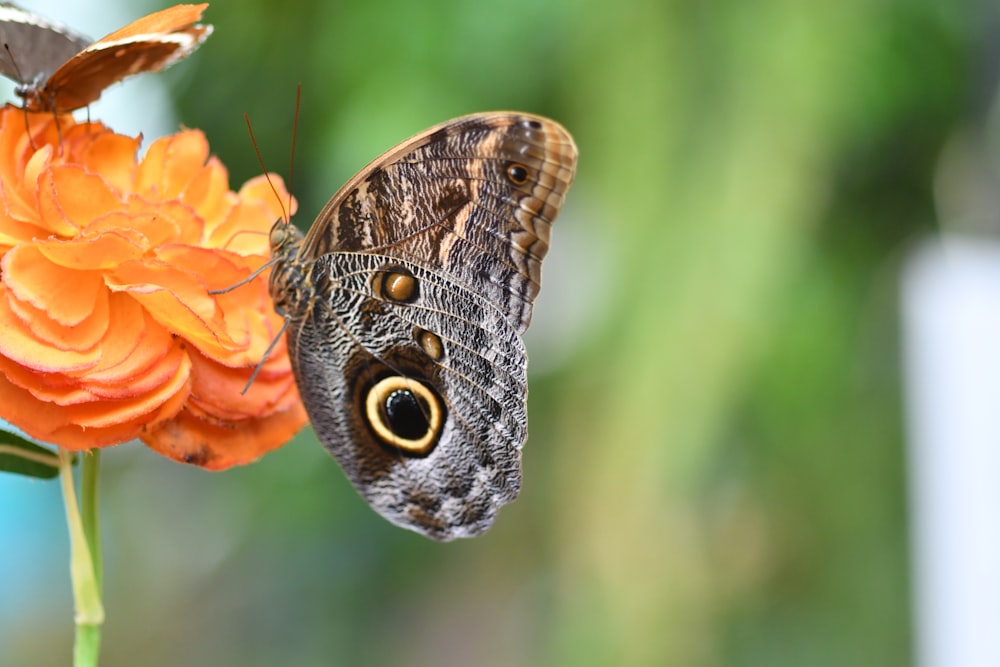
(233, 96), (302, 390)
(208, 111), (287, 294)
(244, 112), (289, 224)
(3, 42), (19, 77)
(287, 83), (301, 225)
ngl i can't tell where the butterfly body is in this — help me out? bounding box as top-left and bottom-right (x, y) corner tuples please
(270, 112), (577, 540)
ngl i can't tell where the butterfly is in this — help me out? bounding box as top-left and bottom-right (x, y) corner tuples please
(0, 2), (212, 113)
(268, 112), (577, 540)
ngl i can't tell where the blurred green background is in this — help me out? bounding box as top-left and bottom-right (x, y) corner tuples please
(1, 0), (979, 664)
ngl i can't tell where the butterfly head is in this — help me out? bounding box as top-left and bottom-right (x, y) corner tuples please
(14, 78), (52, 112)
(268, 217), (302, 255)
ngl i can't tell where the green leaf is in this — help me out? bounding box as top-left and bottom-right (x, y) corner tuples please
(0, 429), (63, 479)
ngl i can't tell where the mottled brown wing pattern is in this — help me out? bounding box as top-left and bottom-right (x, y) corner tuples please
(301, 113), (576, 333)
(269, 112), (577, 540)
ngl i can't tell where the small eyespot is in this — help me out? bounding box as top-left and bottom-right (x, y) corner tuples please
(526, 119), (543, 129)
(414, 328), (444, 361)
(506, 162), (529, 185)
(373, 267), (419, 303)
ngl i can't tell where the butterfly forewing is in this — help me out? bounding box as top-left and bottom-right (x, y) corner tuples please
(299, 113), (577, 332)
(42, 29), (210, 112)
(270, 112), (577, 540)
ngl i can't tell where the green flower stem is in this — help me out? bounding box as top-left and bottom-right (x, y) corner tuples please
(58, 448), (104, 667)
(81, 450), (103, 592)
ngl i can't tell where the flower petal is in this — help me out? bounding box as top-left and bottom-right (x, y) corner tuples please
(73, 130), (140, 193)
(82, 295), (168, 385)
(37, 165), (126, 236)
(183, 156), (236, 232)
(143, 400), (307, 470)
(135, 130), (209, 200)
(0, 287), (100, 371)
(0, 107), (306, 460)
(0, 346), (190, 448)
(185, 346), (299, 419)
(106, 259), (235, 352)
(34, 227), (146, 270)
(3, 245), (104, 325)
(6, 284), (109, 351)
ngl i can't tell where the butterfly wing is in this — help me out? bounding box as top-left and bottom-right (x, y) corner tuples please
(0, 3), (90, 85)
(301, 113), (576, 333)
(23, 3), (212, 112)
(273, 113), (576, 540)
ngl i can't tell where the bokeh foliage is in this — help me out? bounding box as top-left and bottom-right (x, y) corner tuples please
(2, 0), (975, 665)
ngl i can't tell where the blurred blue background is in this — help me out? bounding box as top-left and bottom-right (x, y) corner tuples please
(2, 0), (994, 665)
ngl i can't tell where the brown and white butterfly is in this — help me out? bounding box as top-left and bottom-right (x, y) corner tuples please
(269, 112), (577, 540)
(0, 2), (211, 113)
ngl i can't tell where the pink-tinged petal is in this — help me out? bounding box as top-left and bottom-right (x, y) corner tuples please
(0, 106), (305, 458)
(143, 399), (307, 470)
(0, 287), (100, 372)
(34, 228), (146, 270)
(106, 259), (240, 354)
(37, 165), (125, 236)
(81, 295), (168, 384)
(74, 131), (141, 193)
(6, 286), (109, 351)
(135, 130), (210, 200)
(2, 245), (103, 326)
(183, 156), (236, 233)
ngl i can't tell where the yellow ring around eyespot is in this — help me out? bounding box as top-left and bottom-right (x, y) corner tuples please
(365, 376), (443, 455)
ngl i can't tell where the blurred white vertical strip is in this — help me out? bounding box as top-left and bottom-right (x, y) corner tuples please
(0, 0), (178, 138)
(902, 236), (1000, 667)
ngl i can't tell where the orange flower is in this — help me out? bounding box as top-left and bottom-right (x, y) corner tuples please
(0, 105), (307, 470)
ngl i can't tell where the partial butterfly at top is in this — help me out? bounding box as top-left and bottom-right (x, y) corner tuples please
(0, 2), (211, 113)
(269, 112), (577, 541)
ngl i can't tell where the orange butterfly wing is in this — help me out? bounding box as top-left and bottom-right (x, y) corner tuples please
(22, 3), (212, 112)
(94, 3), (209, 42)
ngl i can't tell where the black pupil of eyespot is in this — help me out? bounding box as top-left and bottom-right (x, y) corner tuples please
(508, 164), (527, 183)
(384, 389), (429, 439)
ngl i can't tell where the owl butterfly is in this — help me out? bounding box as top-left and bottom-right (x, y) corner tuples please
(269, 112), (577, 540)
(0, 2), (211, 113)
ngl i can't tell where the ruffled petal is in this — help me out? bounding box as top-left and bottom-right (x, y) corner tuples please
(0, 286), (101, 371)
(0, 106), (306, 465)
(143, 399), (307, 470)
(3, 245), (103, 326)
(37, 165), (125, 236)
